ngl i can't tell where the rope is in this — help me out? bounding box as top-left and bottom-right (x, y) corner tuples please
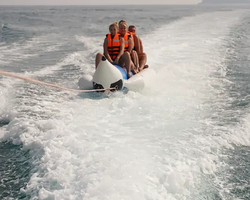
(0, 70), (115, 93)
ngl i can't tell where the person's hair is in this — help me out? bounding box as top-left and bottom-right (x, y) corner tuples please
(118, 19), (128, 28)
(109, 21), (118, 30)
(129, 25), (136, 31)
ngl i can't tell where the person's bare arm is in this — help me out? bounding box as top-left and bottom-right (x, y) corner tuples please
(103, 38), (113, 63)
(127, 36), (134, 54)
(133, 35), (141, 55)
(139, 38), (144, 54)
(113, 38), (124, 65)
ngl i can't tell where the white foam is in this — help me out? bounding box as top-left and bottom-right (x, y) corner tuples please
(0, 33), (64, 66)
(0, 38), (40, 64)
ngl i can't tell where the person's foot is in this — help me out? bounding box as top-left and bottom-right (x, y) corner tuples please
(127, 73), (132, 79)
(138, 65), (149, 72)
(131, 68), (138, 74)
(143, 64), (149, 69)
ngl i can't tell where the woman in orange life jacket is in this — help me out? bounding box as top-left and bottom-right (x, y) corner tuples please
(118, 20), (138, 78)
(95, 22), (124, 68)
(128, 25), (149, 72)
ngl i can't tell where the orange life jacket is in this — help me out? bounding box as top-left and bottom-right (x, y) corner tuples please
(106, 33), (121, 60)
(120, 32), (131, 52)
(129, 31), (135, 37)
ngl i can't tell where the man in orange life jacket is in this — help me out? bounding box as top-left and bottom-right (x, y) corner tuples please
(129, 25), (149, 71)
(95, 22), (124, 68)
(118, 20), (138, 78)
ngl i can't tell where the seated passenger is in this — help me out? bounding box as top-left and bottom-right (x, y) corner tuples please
(95, 22), (124, 68)
(118, 20), (138, 77)
(129, 25), (149, 71)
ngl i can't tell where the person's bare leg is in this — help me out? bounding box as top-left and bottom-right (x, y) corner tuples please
(134, 35), (141, 55)
(122, 52), (133, 78)
(130, 50), (139, 74)
(95, 53), (103, 69)
(130, 61), (137, 76)
(139, 53), (148, 71)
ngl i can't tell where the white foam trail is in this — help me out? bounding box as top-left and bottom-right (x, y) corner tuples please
(0, 39), (40, 64)
(75, 35), (103, 53)
(0, 34), (63, 66)
(0, 50), (93, 90)
(2, 9), (249, 200)
(75, 35), (105, 75)
(0, 83), (9, 115)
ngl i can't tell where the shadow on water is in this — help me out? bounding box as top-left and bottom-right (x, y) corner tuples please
(0, 115), (11, 127)
(0, 142), (32, 200)
(77, 88), (129, 100)
(77, 91), (110, 100)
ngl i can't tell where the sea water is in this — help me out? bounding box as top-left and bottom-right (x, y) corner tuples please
(1, 4), (250, 200)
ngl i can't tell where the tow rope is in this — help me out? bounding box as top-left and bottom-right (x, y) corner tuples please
(0, 70), (114, 93)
